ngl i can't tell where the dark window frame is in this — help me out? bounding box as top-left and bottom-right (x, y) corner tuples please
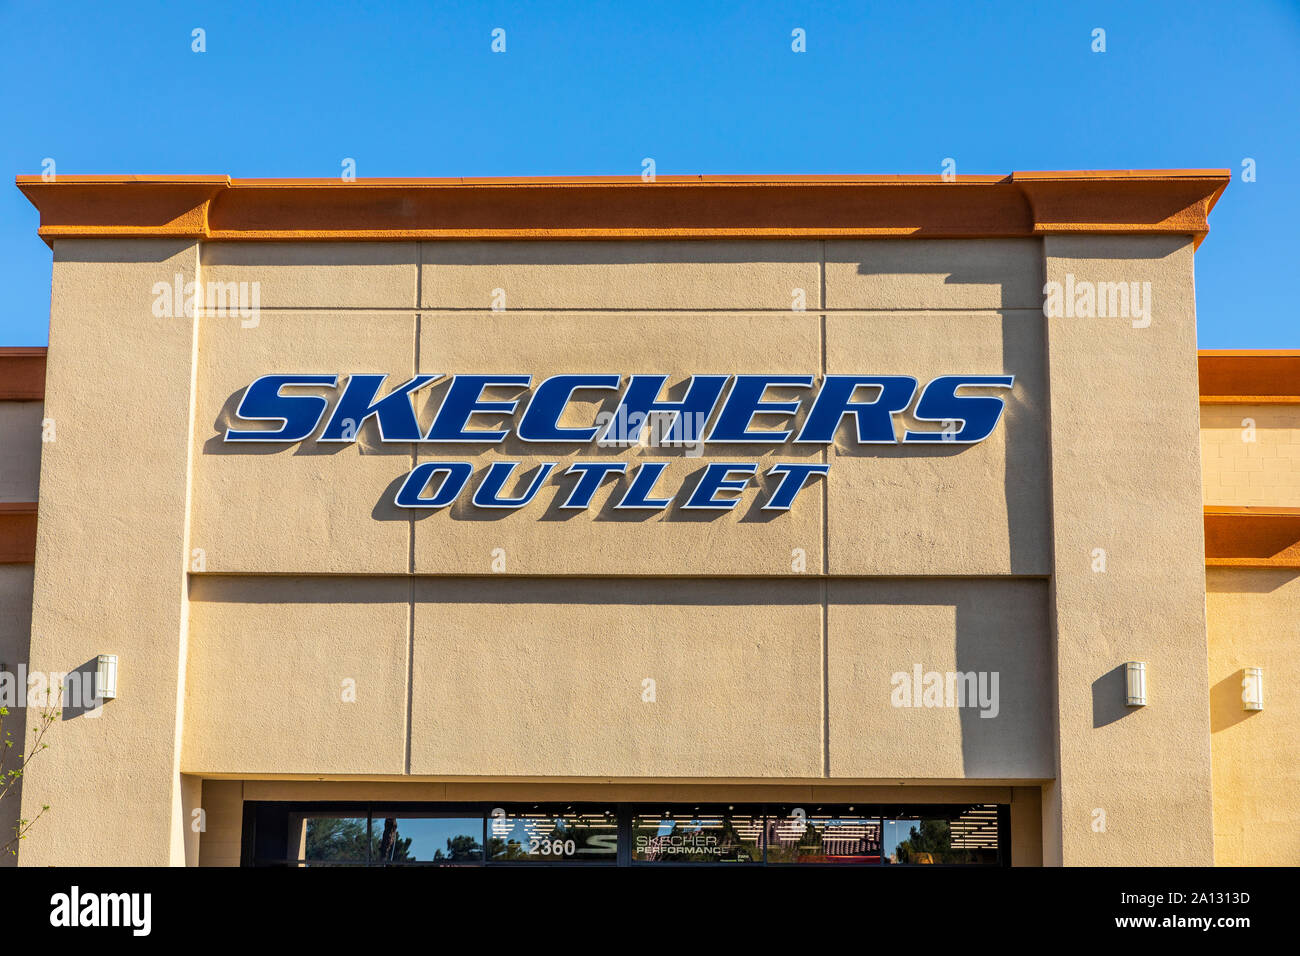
(242, 800), (1009, 868)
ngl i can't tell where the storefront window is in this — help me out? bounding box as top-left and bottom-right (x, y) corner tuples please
(487, 806), (618, 863)
(369, 811), (483, 864)
(765, 807), (882, 864)
(883, 806), (1000, 864)
(256, 802), (1003, 866)
(631, 807), (763, 863)
(288, 813), (370, 865)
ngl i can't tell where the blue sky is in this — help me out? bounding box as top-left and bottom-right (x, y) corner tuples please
(1, 0), (1297, 347)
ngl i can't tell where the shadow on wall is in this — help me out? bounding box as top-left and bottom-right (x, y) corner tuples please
(1091, 665), (1136, 729)
(851, 240), (1051, 576)
(848, 240), (1042, 310)
(1206, 568), (1299, 595)
(830, 579), (1054, 779)
(185, 574), (1056, 782)
(60, 657), (101, 720)
(53, 239), (195, 265)
(1210, 671), (1263, 734)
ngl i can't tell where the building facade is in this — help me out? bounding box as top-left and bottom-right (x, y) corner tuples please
(0, 171), (1295, 866)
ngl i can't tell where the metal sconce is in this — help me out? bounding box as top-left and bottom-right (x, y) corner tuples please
(1124, 661), (1147, 707)
(95, 654), (118, 702)
(1242, 666), (1263, 712)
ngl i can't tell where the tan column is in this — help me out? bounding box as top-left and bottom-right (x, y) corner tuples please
(1042, 235), (1214, 865)
(197, 780), (244, 867)
(1010, 786), (1043, 866)
(19, 239), (200, 865)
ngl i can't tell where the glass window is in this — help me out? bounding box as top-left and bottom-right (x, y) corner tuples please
(487, 806), (618, 863)
(632, 807), (763, 863)
(883, 805), (1000, 864)
(765, 806), (882, 864)
(256, 801), (1004, 866)
(288, 813), (370, 865)
(370, 811), (483, 864)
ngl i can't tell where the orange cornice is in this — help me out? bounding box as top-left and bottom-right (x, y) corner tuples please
(16, 170), (1230, 246)
(0, 347), (46, 400)
(0, 503), (37, 564)
(1204, 507), (1300, 568)
(1199, 350), (1300, 404)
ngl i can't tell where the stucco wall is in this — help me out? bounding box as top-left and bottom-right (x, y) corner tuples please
(19, 234), (1220, 866)
(1201, 404), (1300, 507)
(1207, 568), (1300, 864)
(1041, 236), (1214, 866)
(19, 239), (199, 867)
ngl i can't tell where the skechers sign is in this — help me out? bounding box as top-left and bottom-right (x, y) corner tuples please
(223, 373), (1014, 513)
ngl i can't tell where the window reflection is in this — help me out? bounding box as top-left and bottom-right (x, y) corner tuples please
(766, 807), (882, 864)
(289, 814), (369, 865)
(883, 806), (1000, 864)
(261, 802), (1002, 866)
(488, 806), (618, 863)
(370, 812), (483, 864)
(632, 808), (763, 863)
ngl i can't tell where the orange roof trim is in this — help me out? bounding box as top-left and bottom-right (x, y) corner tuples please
(1199, 350), (1300, 404)
(0, 347), (46, 400)
(0, 503), (37, 564)
(16, 170), (1230, 246)
(1204, 507), (1300, 568)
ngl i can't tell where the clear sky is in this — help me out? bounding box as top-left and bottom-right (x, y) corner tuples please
(1, 0), (1297, 347)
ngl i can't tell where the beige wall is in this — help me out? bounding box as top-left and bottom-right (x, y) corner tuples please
(183, 577), (409, 775)
(198, 779), (244, 867)
(1041, 236), (1214, 866)
(1201, 404), (1300, 506)
(1200, 397), (1298, 865)
(20, 234), (1224, 867)
(20, 239), (200, 867)
(182, 576), (1050, 781)
(1207, 568), (1300, 865)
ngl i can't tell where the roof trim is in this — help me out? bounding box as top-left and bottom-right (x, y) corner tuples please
(16, 170), (1230, 247)
(0, 502), (37, 564)
(1199, 350), (1300, 404)
(0, 346), (46, 400)
(1204, 507), (1300, 568)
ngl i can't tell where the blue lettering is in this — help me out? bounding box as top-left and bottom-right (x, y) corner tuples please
(796, 375), (917, 444)
(684, 463), (758, 510)
(903, 375), (1014, 443)
(763, 462), (830, 511)
(559, 461), (627, 509)
(472, 461), (556, 509)
(320, 374), (435, 442)
(606, 375), (728, 446)
(517, 374), (621, 442)
(225, 374), (337, 443)
(425, 374), (531, 442)
(394, 461), (473, 508)
(613, 462), (674, 511)
(707, 375), (813, 443)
